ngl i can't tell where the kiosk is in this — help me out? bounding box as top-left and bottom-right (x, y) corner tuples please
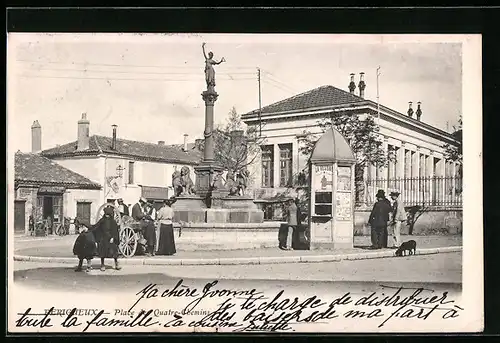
(309, 127), (357, 249)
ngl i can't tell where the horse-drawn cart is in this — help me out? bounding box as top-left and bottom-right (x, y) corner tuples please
(94, 203), (147, 258)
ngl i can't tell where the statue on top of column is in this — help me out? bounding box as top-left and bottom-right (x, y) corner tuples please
(202, 42), (225, 91)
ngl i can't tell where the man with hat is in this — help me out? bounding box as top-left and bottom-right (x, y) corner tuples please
(117, 198), (129, 217)
(131, 197), (156, 256)
(368, 189), (392, 249)
(389, 191), (406, 248)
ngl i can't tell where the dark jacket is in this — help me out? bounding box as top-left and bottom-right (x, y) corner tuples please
(131, 203), (145, 221)
(368, 199), (392, 227)
(91, 215), (120, 258)
(73, 231), (97, 260)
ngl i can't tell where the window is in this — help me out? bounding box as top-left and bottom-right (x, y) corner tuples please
(52, 196), (62, 223)
(279, 144), (292, 187)
(261, 145), (274, 188)
(128, 161), (135, 184)
(314, 191), (332, 216)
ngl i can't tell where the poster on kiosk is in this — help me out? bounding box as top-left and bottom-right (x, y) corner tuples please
(308, 128), (356, 250)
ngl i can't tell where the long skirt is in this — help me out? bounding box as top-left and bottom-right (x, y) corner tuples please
(97, 239), (119, 259)
(157, 223), (176, 256)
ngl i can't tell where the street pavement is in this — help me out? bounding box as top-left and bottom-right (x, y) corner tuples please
(12, 251), (462, 292)
(14, 235), (462, 260)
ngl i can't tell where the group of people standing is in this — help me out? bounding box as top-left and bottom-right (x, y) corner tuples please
(368, 189), (407, 249)
(131, 197), (177, 257)
(73, 196), (177, 272)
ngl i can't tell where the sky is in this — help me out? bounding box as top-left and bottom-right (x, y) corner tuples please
(7, 33), (463, 153)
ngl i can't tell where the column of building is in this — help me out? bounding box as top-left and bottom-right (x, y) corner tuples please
(411, 146), (420, 204)
(437, 153), (446, 206)
(397, 142), (406, 196)
(382, 137), (389, 191)
(426, 152), (434, 205)
(404, 145), (411, 202)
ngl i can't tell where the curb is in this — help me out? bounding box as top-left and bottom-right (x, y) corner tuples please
(14, 246), (462, 266)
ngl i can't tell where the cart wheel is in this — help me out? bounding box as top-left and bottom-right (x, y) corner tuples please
(119, 226), (137, 258)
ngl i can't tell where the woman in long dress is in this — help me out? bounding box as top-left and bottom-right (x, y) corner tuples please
(92, 206), (121, 271)
(202, 42), (225, 89)
(156, 199), (176, 256)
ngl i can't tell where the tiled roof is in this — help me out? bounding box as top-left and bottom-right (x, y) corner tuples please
(41, 135), (203, 165)
(244, 85), (364, 116)
(14, 152), (101, 189)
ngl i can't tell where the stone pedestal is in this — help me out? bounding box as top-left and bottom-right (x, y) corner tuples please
(194, 163), (227, 204)
(171, 196), (207, 223)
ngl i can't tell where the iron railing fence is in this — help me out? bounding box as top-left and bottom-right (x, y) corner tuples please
(366, 176), (463, 207)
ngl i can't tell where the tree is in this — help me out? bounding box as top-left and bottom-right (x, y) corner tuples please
(199, 106), (266, 177)
(298, 111), (396, 206)
(443, 115), (463, 177)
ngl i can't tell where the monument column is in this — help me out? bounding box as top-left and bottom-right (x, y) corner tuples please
(193, 42), (228, 207)
(201, 90), (218, 163)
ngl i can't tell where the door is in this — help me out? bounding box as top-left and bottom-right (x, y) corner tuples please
(76, 202), (92, 227)
(14, 201), (26, 234)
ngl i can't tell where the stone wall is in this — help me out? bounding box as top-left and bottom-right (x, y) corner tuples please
(354, 207), (463, 236)
(171, 222), (284, 250)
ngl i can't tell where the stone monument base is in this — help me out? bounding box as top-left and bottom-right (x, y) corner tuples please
(171, 195), (264, 224)
(171, 196), (207, 223)
(172, 222), (284, 250)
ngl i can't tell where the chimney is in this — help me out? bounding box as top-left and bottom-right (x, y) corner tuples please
(348, 73), (356, 94)
(407, 102), (414, 118)
(416, 102), (422, 121)
(183, 134), (188, 152)
(111, 124), (117, 150)
(358, 72), (366, 98)
(77, 113), (90, 151)
(195, 139), (204, 151)
(158, 140), (165, 146)
(31, 120), (42, 153)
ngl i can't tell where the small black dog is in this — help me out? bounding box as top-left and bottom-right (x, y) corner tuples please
(395, 240), (417, 257)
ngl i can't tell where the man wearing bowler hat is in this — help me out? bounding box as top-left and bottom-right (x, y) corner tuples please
(389, 191), (406, 248)
(368, 189), (392, 249)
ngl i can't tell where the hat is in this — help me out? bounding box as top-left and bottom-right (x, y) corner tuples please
(139, 197), (147, 203)
(376, 189), (386, 198)
(117, 198), (123, 202)
(389, 191), (400, 197)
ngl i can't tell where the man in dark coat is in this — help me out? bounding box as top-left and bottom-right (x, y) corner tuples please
(368, 189), (392, 249)
(92, 206), (121, 271)
(132, 197), (156, 256)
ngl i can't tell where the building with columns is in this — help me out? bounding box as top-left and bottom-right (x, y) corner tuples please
(242, 74), (461, 219)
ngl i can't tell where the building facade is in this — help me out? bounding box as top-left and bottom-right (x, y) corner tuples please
(14, 152), (102, 234)
(37, 114), (203, 213)
(242, 77), (461, 219)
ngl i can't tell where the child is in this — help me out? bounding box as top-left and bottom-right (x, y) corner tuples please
(73, 224), (97, 272)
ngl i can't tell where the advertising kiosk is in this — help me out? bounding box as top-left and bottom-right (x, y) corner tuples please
(309, 127), (357, 249)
